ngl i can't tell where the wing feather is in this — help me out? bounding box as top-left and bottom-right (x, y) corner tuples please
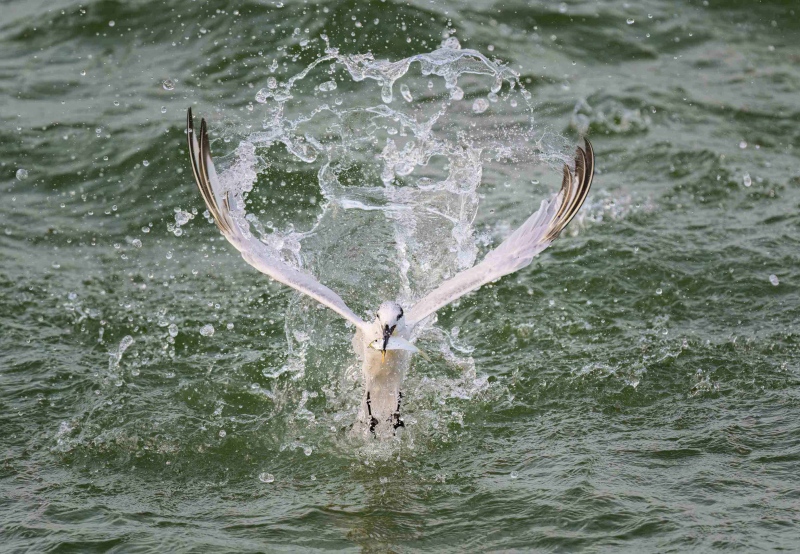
(186, 108), (366, 330)
(405, 139), (595, 327)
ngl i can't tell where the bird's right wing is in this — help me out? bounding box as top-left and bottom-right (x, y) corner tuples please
(405, 139), (594, 328)
(187, 108), (367, 330)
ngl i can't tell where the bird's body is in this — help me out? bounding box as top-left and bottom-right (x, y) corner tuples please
(351, 302), (411, 437)
(186, 108), (594, 438)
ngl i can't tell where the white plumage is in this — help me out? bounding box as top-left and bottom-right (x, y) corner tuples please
(186, 108), (594, 437)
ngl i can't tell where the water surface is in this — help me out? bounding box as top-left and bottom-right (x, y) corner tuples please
(2, 0), (799, 551)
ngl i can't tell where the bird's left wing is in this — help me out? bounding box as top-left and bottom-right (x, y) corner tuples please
(405, 139), (594, 328)
(186, 108), (367, 330)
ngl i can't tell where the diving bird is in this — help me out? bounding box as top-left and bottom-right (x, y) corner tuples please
(186, 108), (594, 438)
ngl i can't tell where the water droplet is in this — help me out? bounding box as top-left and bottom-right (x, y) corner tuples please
(769, 274), (779, 286)
(168, 323), (178, 337)
(108, 20), (115, 27)
(318, 80), (337, 92)
(472, 98), (489, 113)
(441, 36), (461, 50)
(175, 210), (191, 226)
(739, 140), (747, 149)
(510, 471), (519, 479)
(15, 168), (29, 181)
(743, 173), (751, 187)
(132, 238), (142, 248)
(162, 79), (175, 91)
(656, 288), (663, 296)
(117, 335), (134, 358)
(219, 429), (226, 438)
(400, 83), (413, 102)
(258, 472), (275, 483)
(226, 322), (234, 330)
(200, 324), (215, 337)
(160, 106), (167, 114)
(142, 160), (150, 167)
(627, 18), (635, 24)
(381, 84), (393, 104)
(165, 250), (173, 259)
(303, 446), (313, 456)
(255, 89), (271, 103)
(450, 86), (464, 101)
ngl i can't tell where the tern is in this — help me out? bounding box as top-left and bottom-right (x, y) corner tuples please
(186, 108), (594, 437)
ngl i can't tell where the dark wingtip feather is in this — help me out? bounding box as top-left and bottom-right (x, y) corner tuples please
(545, 139), (595, 242)
(187, 109), (204, 200)
(187, 111), (231, 234)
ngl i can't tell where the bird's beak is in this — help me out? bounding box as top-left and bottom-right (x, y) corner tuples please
(381, 325), (392, 363)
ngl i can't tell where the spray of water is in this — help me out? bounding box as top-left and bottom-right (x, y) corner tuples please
(223, 37), (565, 307)
(205, 37), (571, 450)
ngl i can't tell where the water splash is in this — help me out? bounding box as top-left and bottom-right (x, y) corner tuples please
(202, 39), (571, 439)
(217, 39), (564, 309)
(108, 335), (134, 370)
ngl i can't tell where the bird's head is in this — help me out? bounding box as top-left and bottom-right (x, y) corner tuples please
(375, 301), (404, 361)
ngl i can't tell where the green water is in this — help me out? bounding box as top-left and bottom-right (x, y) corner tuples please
(2, 0), (800, 551)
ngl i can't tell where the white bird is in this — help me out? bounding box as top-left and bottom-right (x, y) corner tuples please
(186, 108), (594, 438)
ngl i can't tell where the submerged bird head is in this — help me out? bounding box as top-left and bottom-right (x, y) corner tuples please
(375, 301), (404, 362)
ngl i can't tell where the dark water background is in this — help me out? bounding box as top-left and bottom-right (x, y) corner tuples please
(2, 0), (799, 551)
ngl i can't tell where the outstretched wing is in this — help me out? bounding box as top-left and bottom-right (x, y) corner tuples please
(405, 139), (594, 328)
(186, 108), (367, 330)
